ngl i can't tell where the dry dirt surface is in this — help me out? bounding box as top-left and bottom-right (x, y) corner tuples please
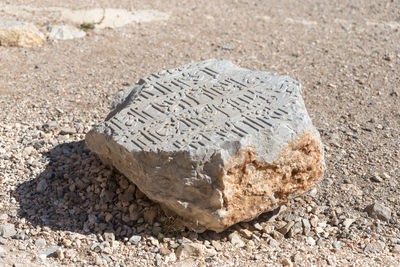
(1, 0), (400, 266)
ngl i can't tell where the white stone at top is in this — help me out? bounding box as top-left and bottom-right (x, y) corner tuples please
(61, 8), (169, 29)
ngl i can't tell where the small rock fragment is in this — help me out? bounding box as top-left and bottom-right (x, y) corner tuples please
(60, 127), (76, 135)
(392, 244), (400, 253)
(305, 236), (316, 246)
(365, 202), (391, 221)
(279, 221), (295, 235)
(175, 242), (216, 260)
(239, 228), (253, 239)
(371, 175), (383, 183)
(228, 232), (245, 248)
(159, 247), (171, 255)
(342, 218), (355, 229)
(302, 218), (311, 235)
(282, 258), (293, 267)
(271, 230), (284, 242)
(48, 25), (86, 40)
(35, 238), (46, 248)
(38, 246), (60, 258)
(103, 232), (115, 242)
(56, 247), (64, 260)
(0, 224), (16, 238)
(332, 241), (341, 249)
(288, 221), (302, 238)
(129, 235), (141, 244)
(36, 180), (48, 193)
(211, 240), (223, 251)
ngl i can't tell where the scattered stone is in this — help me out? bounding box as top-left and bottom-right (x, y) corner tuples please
(302, 218), (311, 235)
(0, 224), (16, 238)
(305, 236), (316, 246)
(332, 241), (341, 249)
(271, 230), (284, 242)
(128, 235), (141, 244)
(282, 258), (293, 267)
(279, 221), (295, 235)
(35, 238), (46, 248)
(229, 232), (246, 248)
(56, 247), (64, 260)
(365, 202), (391, 221)
(143, 206), (157, 225)
(60, 127), (76, 135)
(392, 245), (400, 253)
(239, 228), (253, 239)
(48, 25), (86, 40)
(371, 175), (383, 183)
(175, 242), (216, 260)
(36, 179), (48, 193)
(38, 246), (60, 258)
(262, 224), (275, 234)
(0, 20), (45, 47)
(0, 214), (8, 221)
(86, 59), (325, 232)
(211, 240), (223, 251)
(288, 221), (302, 238)
(159, 247), (170, 255)
(103, 232), (115, 242)
(0, 237), (6, 245)
(253, 223), (263, 231)
(342, 218), (355, 229)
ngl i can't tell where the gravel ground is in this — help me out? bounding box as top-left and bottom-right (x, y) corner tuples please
(1, 0), (400, 266)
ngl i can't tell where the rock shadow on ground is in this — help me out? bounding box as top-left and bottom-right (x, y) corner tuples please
(12, 140), (281, 245)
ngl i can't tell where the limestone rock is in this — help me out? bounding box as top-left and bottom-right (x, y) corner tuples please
(365, 202), (391, 221)
(61, 8), (169, 29)
(86, 59), (325, 232)
(0, 20), (45, 47)
(175, 242), (216, 259)
(0, 224), (16, 238)
(48, 25), (86, 40)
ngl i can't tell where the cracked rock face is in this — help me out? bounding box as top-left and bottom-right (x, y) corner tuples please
(86, 59), (325, 232)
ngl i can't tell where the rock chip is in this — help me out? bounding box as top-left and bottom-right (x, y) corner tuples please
(35, 238), (46, 248)
(48, 25), (86, 40)
(0, 224), (16, 238)
(0, 20), (45, 47)
(36, 179), (48, 193)
(175, 242), (216, 259)
(365, 202), (391, 221)
(86, 59), (325, 232)
(38, 246), (60, 258)
(228, 232), (245, 248)
(128, 235), (141, 244)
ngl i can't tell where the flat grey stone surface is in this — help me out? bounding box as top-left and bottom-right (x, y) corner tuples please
(86, 59), (325, 232)
(48, 25), (86, 40)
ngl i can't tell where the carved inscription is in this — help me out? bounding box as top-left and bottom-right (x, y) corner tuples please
(106, 60), (299, 150)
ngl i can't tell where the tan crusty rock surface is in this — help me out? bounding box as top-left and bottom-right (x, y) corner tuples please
(0, 20), (45, 47)
(219, 131), (324, 229)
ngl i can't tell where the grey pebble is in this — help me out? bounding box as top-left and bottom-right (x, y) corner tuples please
(332, 241), (341, 249)
(0, 224), (16, 238)
(36, 179), (48, 193)
(129, 235), (142, 244)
